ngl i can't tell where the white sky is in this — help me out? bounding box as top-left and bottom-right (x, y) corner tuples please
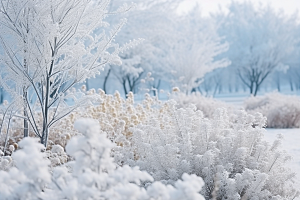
(178, 0), (300, 16)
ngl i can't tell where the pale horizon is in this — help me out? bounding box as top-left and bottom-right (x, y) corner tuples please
(178, 0), (300, 16)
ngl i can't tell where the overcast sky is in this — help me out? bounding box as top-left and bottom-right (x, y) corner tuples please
(178, 0), (300, 16)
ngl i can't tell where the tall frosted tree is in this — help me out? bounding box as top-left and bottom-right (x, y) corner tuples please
(167, 7), (230, 94)
(0, 0), (137, 147)
(216, 1), (299, 96)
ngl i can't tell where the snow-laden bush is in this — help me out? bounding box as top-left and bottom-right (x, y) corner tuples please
(0, 118), (205, 200)
(1, 90), (299, 199)
(173, 92), (233, 118)
(0, 155), (13, 171)
(0, 89), (146, 153)
(0, 138), (51, 199)
(0, 89), (229, 154)
(244, 93), (300, 128)
(117, 100), (298, 199)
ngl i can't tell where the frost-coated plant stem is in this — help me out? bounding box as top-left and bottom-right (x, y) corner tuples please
(3, 116), (11, 155)
(0, 100), (20, 151)
(23, 31), (29, 138)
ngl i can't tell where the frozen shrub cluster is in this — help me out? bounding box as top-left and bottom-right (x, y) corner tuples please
(0, 119), (205, 200)
(173, 92), (233, 118)
(46, 144), (69, 167)
(0, 91), (299, 199)
(118, 100), (298, 199)
(0, 88), (154, 154)
(244, 93), (300, 128)
(0, 89), (231, 154)
(72, 90), (165, 146)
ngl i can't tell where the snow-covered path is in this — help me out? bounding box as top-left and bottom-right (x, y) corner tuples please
(264, 129), (300, 196)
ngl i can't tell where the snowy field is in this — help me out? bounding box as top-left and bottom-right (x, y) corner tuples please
(214, 91), (300, 107)
(264, 129), (300, 191)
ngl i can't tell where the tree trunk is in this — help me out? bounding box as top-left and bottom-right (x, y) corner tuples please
(289, 79), (294, 91)
(0, 88), (3, 104)
(40, 128), (48, 148)
(249, 81), (254, 95)
(41, 38), (56, 148)
(86, 79), (89, 91)
(276, 76), (281, 92)
(228, 84), (232, 93)
(4, 116), (12, 156)
(197, 86), (203, 95)
(42, 80), (50, 148)
(253, 82), (259, 96)
(23, 111), (29, 137)
(213, 83), (220, 97)
(23, 42), (29, 138)
(103, 68), (111, 93)
(23, 89), (29, 137)
(122, 79), (128, 96)
(152, 79), (161, 96)
(191, 88), (197, 93)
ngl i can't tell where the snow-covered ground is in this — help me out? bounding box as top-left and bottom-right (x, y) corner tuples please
(214, 91), (300, 106)
(264, 129), (300, 196)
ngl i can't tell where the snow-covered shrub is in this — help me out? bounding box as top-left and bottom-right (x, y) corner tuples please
(0, 89), (160, 154)
(0, 138), (51, 199)
(49, 118), (205, 200)
(0, 118), (205, 200)
(0, 155), (13, 171)
(0, 89), (231, 156)
(46, 144), (69, 167)
(69, 90), (165, 147)
(119, 100), (298, 199)
(244, 93), (300, 128)
(173, 92), (233, 118)
(0, 109), (75, 153)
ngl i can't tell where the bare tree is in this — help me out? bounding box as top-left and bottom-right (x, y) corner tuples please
(217, 2), (298, 96)
(112, 54), (144, 96)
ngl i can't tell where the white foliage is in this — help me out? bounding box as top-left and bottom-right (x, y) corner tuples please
(173, 92), (233, 118)
(0, 118), (205, 200)
(168, 8), (230, 93)
(119, 99), (298, 199)
(0, 0), (133, 147)
(244, 93), (300, 128)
